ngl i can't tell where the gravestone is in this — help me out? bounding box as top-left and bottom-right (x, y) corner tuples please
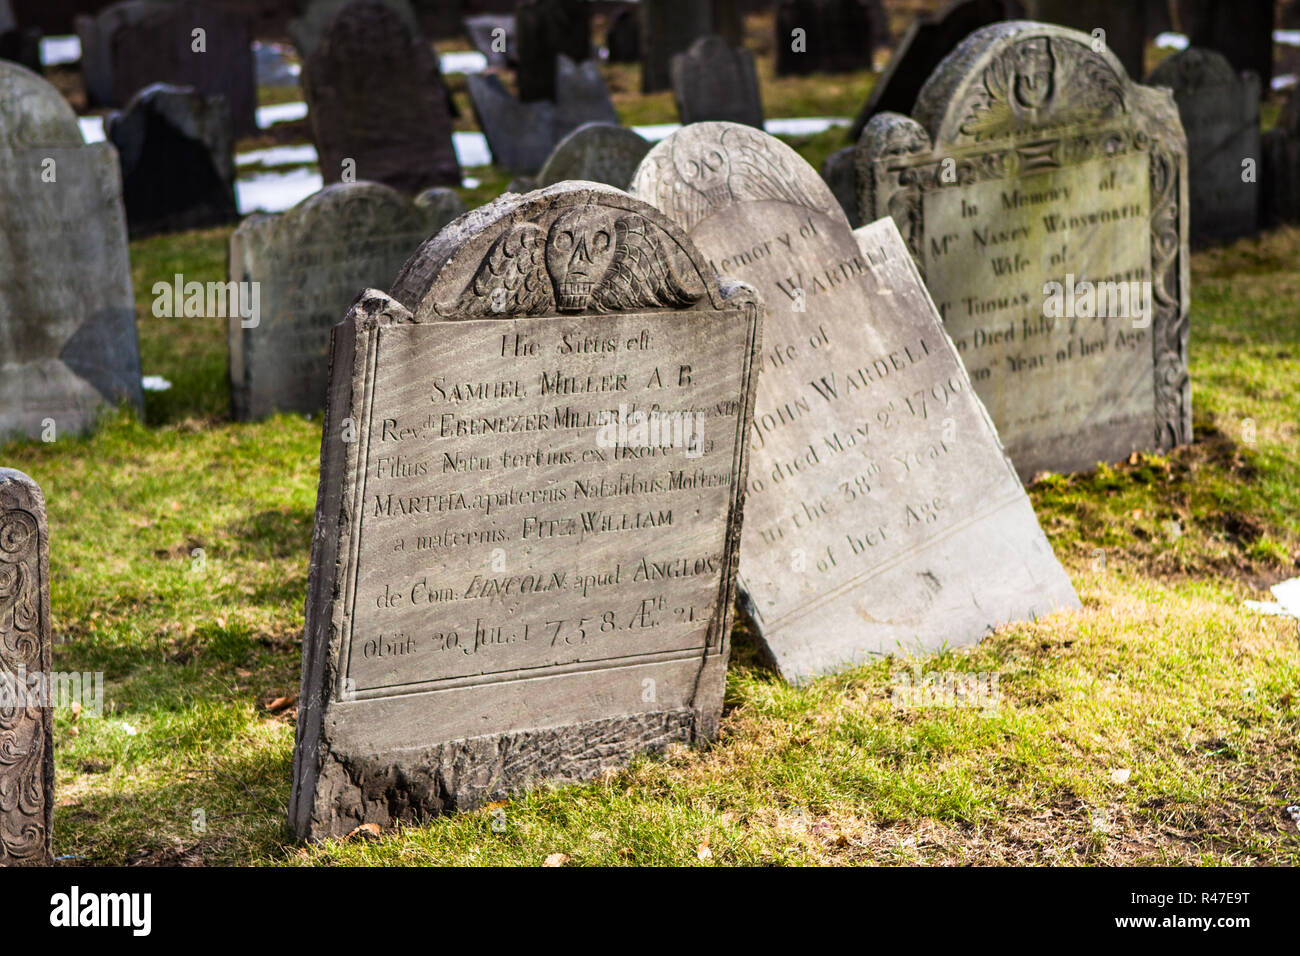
(857, 21), (1191, 478)
(849, 0), (1025, 140)
(1262, 89), (1300, 227)
(290, 0), (420, 60)
(0, 469), (53, 867)
(515, 0), (589, 102)
(75, 1), (164, 108)
(304, 0), (460, 192)
(466, 55), (617, 172)
(536, 122), (652, 189)
(671, 34), (763, 128)
(631, 122), (1079, 681)
(105, 0), (257, 136)
(463, 13), (515, 68)
(606, 6), (638, 62)
(1146, 48), (1260, 247)
(0, 0), (41, 73)
(0, 62), (142, 441)
(229, 182), (465, 421)
(288, 182), (762, 839)
(774, 0), (883, 77)
(1175, 0), (1273, 96)
(1024, 1), (1147, 81)
(106, 83), (237, 238)
(639, 0), (711, 93)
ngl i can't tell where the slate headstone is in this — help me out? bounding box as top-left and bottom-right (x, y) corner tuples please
(0, 62), (142, 440)
(0, 469), (53, 867)
(639, 0), (711, 93)
(0, 0), (40, 73)
(463, 13), (515, 68)
(304, 0), (460, 192)
(1175, 0), (1274, 95)
(1024, 0), (1148, 81)
(106, 83), (237, 237)
(606, 6), (638, 63)
(858, 21), (1191, 478)
(1262, 89), (1300, 227)
(515, 0), (589, 102)
(1146, 47), (1260, 247)
(671, 34), (763, 129)
(466, 54), (617, 172)
(535, 122), (652, 189)
(288, 182), (762, 839)
(774, 0), (884, 77)
(631, 122), (1079, 681)
(229, 182), (465, 421)
(75, 1), (163, 108)
(849, 0), (1025, 140)
(290, 0), (420, 60)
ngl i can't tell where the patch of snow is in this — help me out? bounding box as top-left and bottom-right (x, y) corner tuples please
(1155, 32), (1189, 51)
(40, 35), (81, 66)
(236, 167), (324, 214)
(78, 115), (105, 144)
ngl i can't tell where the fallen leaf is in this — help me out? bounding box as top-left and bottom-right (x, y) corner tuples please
(1110, 768), (1132, 784)
(543, 852), (569, 867)
(617, 847), (634, 859)
(486, 800), (509, 810)
(265, 694), (298, 714)
(70, 701), (82, 721)
(696, 840), (712, 861)
(344, 823), (382, 842)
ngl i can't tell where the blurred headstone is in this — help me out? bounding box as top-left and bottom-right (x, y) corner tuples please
(774, 0), (883, 76)
(640, 0), (710, 93)
(515, 0), (589, 102)
(463, 13), (515, 68)
(671, 34), (763, 128)
(1175, 0), (1274, 95)
(535, 121), (651, 188)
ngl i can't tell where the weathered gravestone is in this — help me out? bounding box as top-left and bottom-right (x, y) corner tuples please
(288, 182), (762, 839)
(304, 0), (460, 192)
(466, 55), (617, 172)
(106, 82), (238, 237)
(535, 122), (652, 189)
(290, 0), (419, 60)
(463, 13), (515, 69)
(1146, 48), (1260, 247)
(515, 0), (589, 102)
(774, 0), (885, 77)
(1262, 89), (1300, 227)
(1023, 0), (1147, 81)
(639, 0), (711, 93)
(671, 34), (763, 129)
(1175, 0), (1274, 96)
(0, 469), (53, 867)
(849, 0), (1025, 140)
(229, 182), (466, 421)
(857, 22), (1191, 479)
(0, 62), (142, 441)
(631, 122), (1079, 681)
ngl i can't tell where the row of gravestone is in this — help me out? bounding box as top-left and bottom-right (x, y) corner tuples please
(3, 22), (1204, 852)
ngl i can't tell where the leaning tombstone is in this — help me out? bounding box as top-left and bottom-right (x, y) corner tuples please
(0, 62), (142, 440)
(0, 469), (53, 867)
(289, 182), (762, 839)
(106, 82), (238, 238)
(303, 0), (460, 192)
(857, 21), (1191, 478)
(1146, 48), (1260, 247)
(535, 122), (652, 189)
(631, 122), (1079, 681)
(229, 182), (465, 421)
(670, 34), (763, 128)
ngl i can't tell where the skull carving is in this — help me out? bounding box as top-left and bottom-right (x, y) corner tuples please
(673, 144), (732, 206)
(546, 206), (617, 311)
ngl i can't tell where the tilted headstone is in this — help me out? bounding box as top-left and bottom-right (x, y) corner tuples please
(289, 182), (762, 839)
(514, 0), (589, 102)
(631, 122), (1079, 681)
(463, 13), (515, 69)
(0, 469), (53, 867)
(671, 34), (763, 129)
(774, 0), (884, 77)
(0, 62), (142, 441)
(229, 183), (466, 421)
(849, 0), (1025, 140)
(857, 21), (1191, 478)
(105, 0), (257, 136)
(1262, 89), (1300, 227)
(535, 122), (652, 189)
(304, 0), (460, 193)
(1146, 48), (1260, 247)
(75, 1), (164, 108)
(605, 6), (638, 63)
(466, 55), (617, 173)
(290, 0), (420, 60)
(639, 0), (711, 93)
(1024, 0), (1147, 81)
(106, 82), (238, 238)
(1175, 0), (1274, 96)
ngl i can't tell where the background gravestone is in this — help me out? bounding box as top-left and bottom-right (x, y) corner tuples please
(605, 6), (638, 62)
(514, 0), (589, 102)
(0, 62), (142, 441)
(1262, 89), (1300, 227)
(75, 0), (163, 108)
(1024, 1), (1147, 81)
(229, 182), (465, 421)
(0, 469), (53, 867)
(858, 21), (1191, 478)
(290, 0), (420, 60)
(774, 0), (885, 76)
(632, 123), (1078, 680)
(1146, 48), (1260, 247)
(1175, 0), (1274, 96)
(463, 13), (515, 68)
(0, 0), (41, 73)
(639, 0), (711, 93)
(671, 34), (763, 128)
(535, 122), (652, 189)
(106, 82), (237, 237)
(304, 0), (460, 192)
(849, 0), (1025, 140)
(288, 182), (762, 839)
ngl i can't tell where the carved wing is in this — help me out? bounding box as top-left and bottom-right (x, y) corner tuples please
(592, 215), (703, 312)
(454, 221), (554, 317)
(723, 126), (828, 214)
(632, 152), (715, 234)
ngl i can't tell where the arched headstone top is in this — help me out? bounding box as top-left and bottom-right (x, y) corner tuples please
(0, 61), (84, 147)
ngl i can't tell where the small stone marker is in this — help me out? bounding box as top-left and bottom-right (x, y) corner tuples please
(0, 469), (53, 867)
(514, 0), (589, 102)
(1175, 0), (1274, 96)
(229, 182), (465, 421)
(1146, 48), (1260, 247)
(639, 0), (711, 93)
(858, 21), (1191, 478)
(671, 34), (763, 129)
(0, 62), (142, 441)
(774, 0), (884, 77)
(289, 182), (762, 839)
(631, 122), (1079, 681)
(106, 82), (237, 238)
(304, 0), (460, 192)
(535, 122), (652, 189)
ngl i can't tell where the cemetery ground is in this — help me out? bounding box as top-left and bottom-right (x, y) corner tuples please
(3, 217), (1296, 867)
